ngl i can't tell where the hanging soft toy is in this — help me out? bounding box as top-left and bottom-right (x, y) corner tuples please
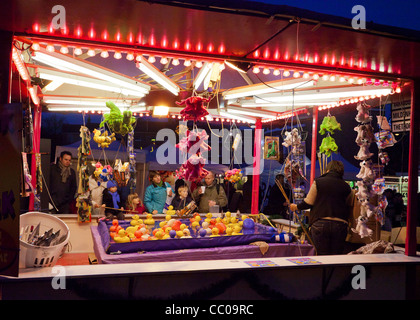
(354, 124), (376, 146)
(319, 115), (341, 135)
(282, 128), (301, 148)
(374, 130), (397, 149)
(356, 160), (375, 182)
(176, 129), (211, 155)
(319, 135), (338, 157)
(100, 101), (137, 136)
(352, 216), (373, 238)
(376, 115), (391, 131)
(354, 144), (374, 161)
(176, 154), (209, 182)
(93, 129), (116, 148)
(355, 102), (372, 123)
(176, 96), (211, 121)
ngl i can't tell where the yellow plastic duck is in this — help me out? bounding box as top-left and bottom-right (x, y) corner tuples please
(232, 225), (243, 236)
(166, 205), (176, 216)
(225, 226), (233, 236)
(210, 227), (220, 237)
(93, 129), (116, 148)
(114, 229), (130, 243)
(144, 213), (155, 226)
(205, 212), (212, 223)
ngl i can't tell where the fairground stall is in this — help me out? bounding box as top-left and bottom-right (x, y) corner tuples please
(0, 0), (419, 300)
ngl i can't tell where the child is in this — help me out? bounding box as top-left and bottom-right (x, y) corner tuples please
(88, 174), (107, 216)
(102, 180), (124, 220)
(126, 193), (146, 214)
(171, 185), (193, 214)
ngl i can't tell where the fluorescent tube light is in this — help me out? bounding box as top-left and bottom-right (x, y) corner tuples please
(136, 56), (180, 95)
(32, 49), (150, 95)
(153, 106), (170, 116)
(223, 78), (315, 100)
(193, 62), (212, 90)
(219, 111), (256, 124)
(227, 106), (278, 119)
(38, 68), (146, 97)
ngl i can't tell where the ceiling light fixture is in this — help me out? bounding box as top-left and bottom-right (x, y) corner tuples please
(136, 55), (180, 95)
(224, 60), (252, 74)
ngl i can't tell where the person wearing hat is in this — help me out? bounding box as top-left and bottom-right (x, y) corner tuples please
(102, 180), (124, 220)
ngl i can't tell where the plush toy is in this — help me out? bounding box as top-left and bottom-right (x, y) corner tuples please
(356, 160), (375, 182)
(372, 178), (386, 195)
(351, 215), (373, 238)
(376, 115), (391, 131)
(355, 102), (372, 123)
(176, 96), (211, 122)
(354, 124), (376, 146)
(319, 115), (341, 135)
(100, 101), (137, 136)
(176, 154), (209, 182)
(355, 180), (375, 201)
(319, 135), (338, 157)
(354, 144), (373, 161)
(282, 128), (301, 148)
(378, 151), (390, 165)
(360, 199), (376, 218)
(176, 129), (211, 155)
(93, 129), (116, 148)
(374, 130), (397, 149)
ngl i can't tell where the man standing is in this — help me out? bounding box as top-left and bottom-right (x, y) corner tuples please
(193, 171), (228, 213)
(289, 160), (353, 255)
(49, 151), (77, 214)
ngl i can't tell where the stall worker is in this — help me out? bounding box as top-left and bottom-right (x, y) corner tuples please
(49, 150), (77, 214)
(289, 160), (353, 255)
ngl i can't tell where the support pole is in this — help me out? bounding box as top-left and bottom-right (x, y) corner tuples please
(310, 106), (319, 185)
(29, 104), (42, 211)
(405, 81), (419, 256)
(251, 119), (262, 215)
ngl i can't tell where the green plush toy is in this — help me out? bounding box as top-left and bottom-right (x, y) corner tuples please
(99, 101), (137, 136)
(319, 135), (338, 157)
(319, 115), (342, 135)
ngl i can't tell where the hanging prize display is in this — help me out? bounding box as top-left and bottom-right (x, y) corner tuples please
(100, 101), (137, 136)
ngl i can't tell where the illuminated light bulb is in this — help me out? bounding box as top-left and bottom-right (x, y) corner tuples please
(184, 60), (191, 67)
(136, 55), (142, 62)
(357, 78), (364, 84)
(74, 47), (83, 55)
(283, 70), (290, 77)
(195, 61), (203, 68)
(366, 78), (373, 85)
(382, 81), (389, 87)
(60, 46), (69, 54)
(263, 68), (270, 75)
(252, 66), (260, 73)
(374, 79), (381, 86)
(322, 74), (329, 81)
(339, 76), (346, 82)
(100, 50), (109, 58)
(312, 74), (319, 80)
(87, 49), (96, 57)
(329, 75), (336, 81)
(348, 77), (355, 83)
(148, 55), (156, 63)
(303, 72), (309, 79)
(273, 69), (280, 76)
(46, 44), (55, 52)
(114, 51), (122, 59)
(172, 58), (180, 66)
(396, 87), (401, 93)
(126, 52), (134, 61)
(293, 71), (300, 78)
(160, 57), (168, 64)
(32, 42), (40, 51)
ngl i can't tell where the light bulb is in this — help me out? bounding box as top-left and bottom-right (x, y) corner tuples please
(60, 46), (69, 54)
(87, 49), (96, 57)
(114, 51), (122, 59)
(100, 50), (109, 58)
(74, 47), (83, 55)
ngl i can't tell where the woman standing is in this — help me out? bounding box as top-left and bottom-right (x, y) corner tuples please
(144, 171), (174, 214)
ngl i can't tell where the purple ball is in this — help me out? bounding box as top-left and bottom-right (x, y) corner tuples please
(243, 218), (255, 229)
(198, 228), (207, 237)
(169, 230), (177, 238)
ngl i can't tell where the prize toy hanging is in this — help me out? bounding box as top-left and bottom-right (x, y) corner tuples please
(99, 101), (137, 136)
(318, 113), (341, 173)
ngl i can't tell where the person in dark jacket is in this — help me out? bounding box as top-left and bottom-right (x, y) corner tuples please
(289, 160), (353, 255)
(102, 180), (124, 220)
(263, 174), (291, 218)
(171, 185), (193, 213)
(49, 151), (77, 214)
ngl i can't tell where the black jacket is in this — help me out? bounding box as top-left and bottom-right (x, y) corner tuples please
(49, 163), (77, 212)
(103, 188), (122, 215)
(298, 171), (352, 226)
(171, 195), (193, 210)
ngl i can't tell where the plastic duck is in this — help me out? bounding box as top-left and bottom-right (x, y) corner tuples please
(232, 225), (243, 235)
(205, 213), (212, 223)
(144, 214), (155, 226)
(225, 226), (233, 236)
(109, 219), (121, 232)
(166, 205), (176, 216)
(114, 229), (130, 243)
(210, 227), (220, 237)
(125, 225), (139, 236)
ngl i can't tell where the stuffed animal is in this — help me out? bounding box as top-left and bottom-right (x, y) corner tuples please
(374, 130), (397, 149)
(354, 124), (376, 146)
(100, 101), (137, 136)
(319, 135), (338, 157)
(378, 151), (390, 165)
(319, 115), (341, 135)
(351, 215), (373, 238)
(176, 96), (210, 122)
(176, 129), (211, 155)
(376, 115), (391, 131)
(356, 160), (375, 181)
(354, 144), (373, 161)
(282, 128), (301, 148)
(355, 180), (374, 201)
(93, 129), (116, 148)
(360, 199), (376, 218)
(355, 102), (372, 124)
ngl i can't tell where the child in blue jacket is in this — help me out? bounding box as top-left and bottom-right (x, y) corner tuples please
(144, 171), (174, 214)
